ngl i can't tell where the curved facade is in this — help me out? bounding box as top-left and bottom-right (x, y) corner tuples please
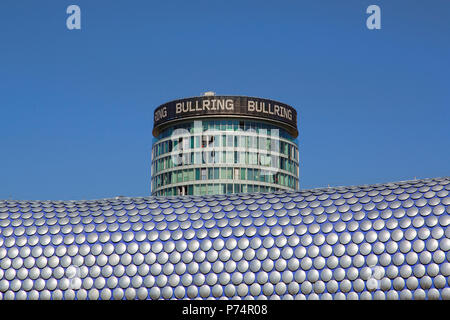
(0, 176), (448, 300)
(151, 96), (300, 196)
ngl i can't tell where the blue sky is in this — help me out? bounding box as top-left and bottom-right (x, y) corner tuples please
(0, 1), (449, 200)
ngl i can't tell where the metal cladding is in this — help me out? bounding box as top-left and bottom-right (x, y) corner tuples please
(153, 96), (298, 137)
(0, 176), (449, 300)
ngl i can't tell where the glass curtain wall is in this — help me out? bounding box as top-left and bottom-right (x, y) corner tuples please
(151, 119), (299, 196)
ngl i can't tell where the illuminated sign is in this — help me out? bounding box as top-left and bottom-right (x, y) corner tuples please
(153, 96), (298, 137)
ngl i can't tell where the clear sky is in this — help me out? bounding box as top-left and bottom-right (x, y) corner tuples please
(0, 0), (449, 200)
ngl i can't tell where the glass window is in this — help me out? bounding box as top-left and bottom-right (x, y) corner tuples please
(194, 152), (202, 164)
(221, 151), (226, 163)
(274, 173), (279, 184)
(234, 168), (239, 180)
(239, 152), (245, 164)
(253, 153), (259, 165)
(220, 168), (227, 179)
(201, 135), (207, 148)
(226, 151), (233, 164)
(194, 185), (200, 195)
(201, 168), (207, 180)
(238, 135), (245, 148)
(240, 168), (246, 180)
(208, 168), (214, 180)
(267, 172), (274, 184)
(178, 186), (187, 195)
(227, 135), (233, 147)
(248, 168), (254, 181)
(250, 135), (257, 149)
(195, 136), (200, 148)
(214, 135), (220, 147)
(195, 168), (200, 180)
(261, 154), (271, 167)
(214, 168), (219, 179)
(208, 150), (216, 164)
(227, 168), (233, 179)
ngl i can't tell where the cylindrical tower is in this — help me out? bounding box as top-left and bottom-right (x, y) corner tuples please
(151, 94), (299, 196)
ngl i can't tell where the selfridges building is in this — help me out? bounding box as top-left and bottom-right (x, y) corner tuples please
(0, 94), (448, 300)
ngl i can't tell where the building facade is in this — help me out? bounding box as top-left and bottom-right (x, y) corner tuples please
(151, 94), (300, 196)
(0, 176), (448, 300)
